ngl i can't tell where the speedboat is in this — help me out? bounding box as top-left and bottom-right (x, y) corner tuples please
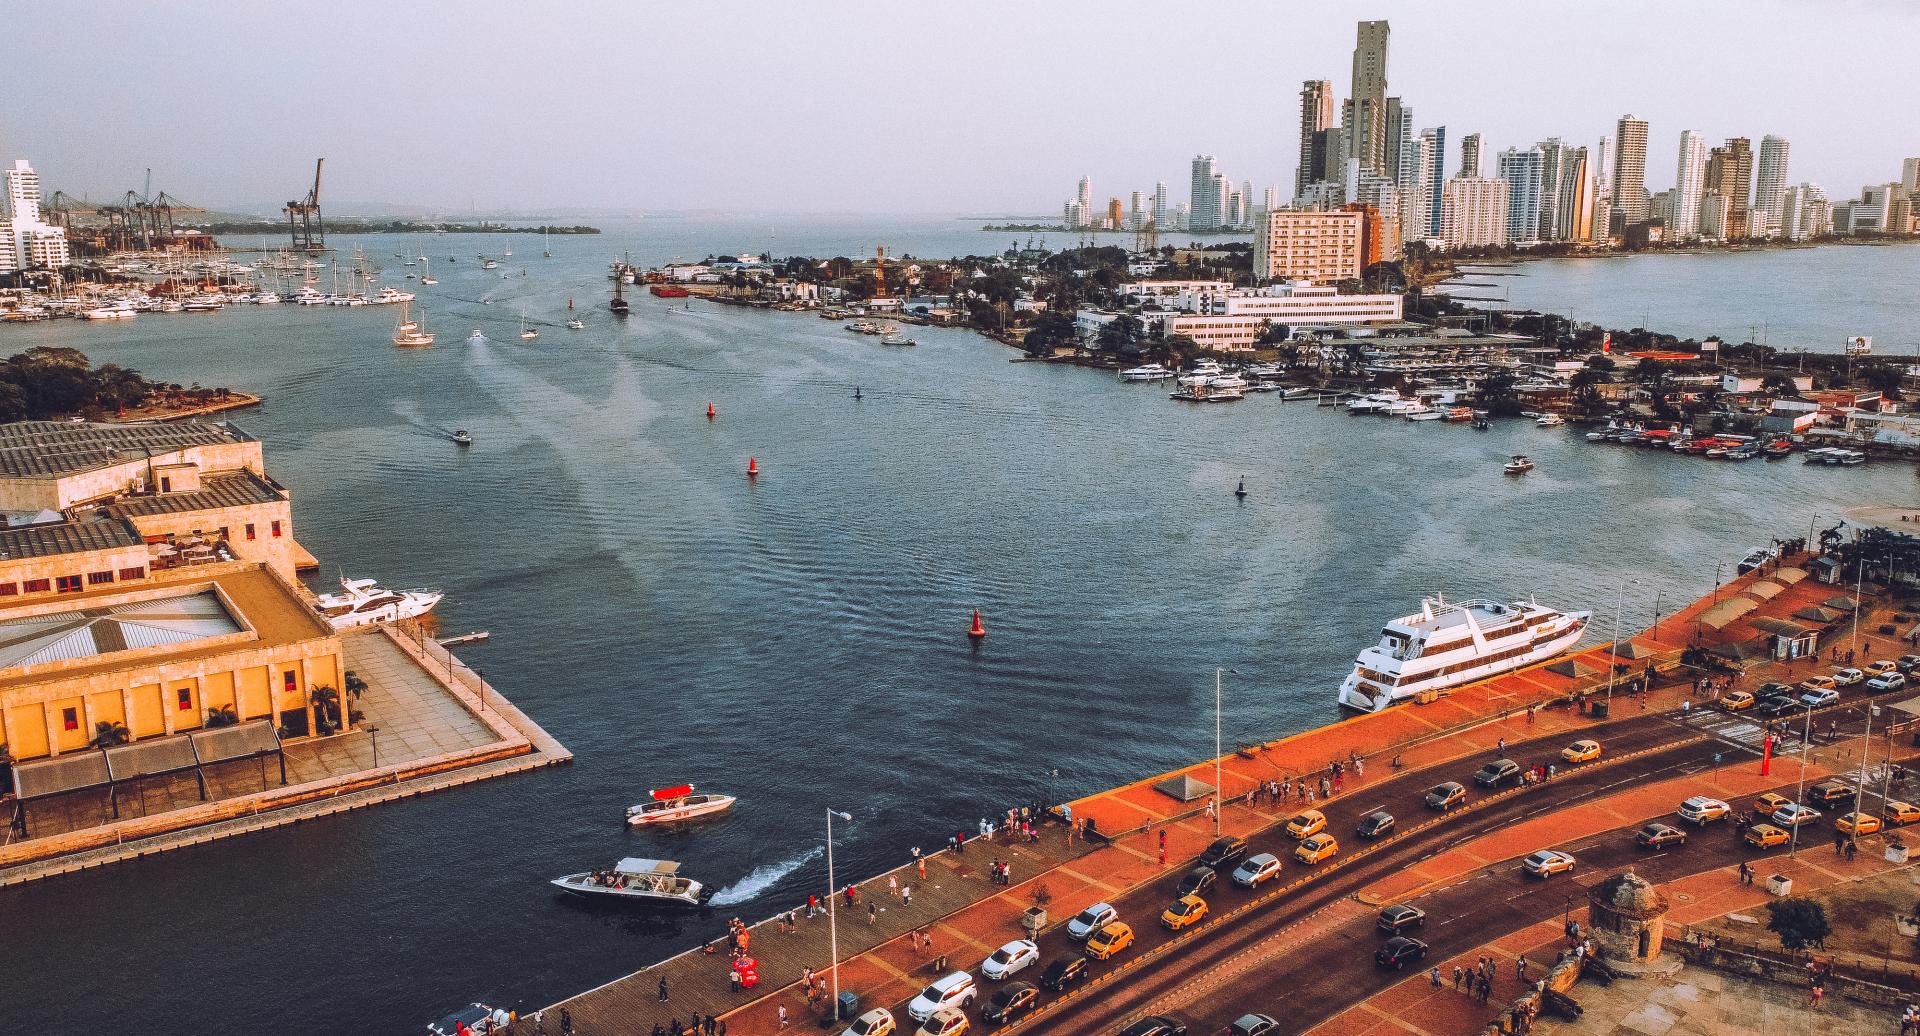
(1119, 363), (1175, 383)
(1503, 454), (1534, 475)
(1282, 387), (1318, 400)
(451, 430), (472, 446)
(467, 329), (485, 344)
(880, 333), (917, 347)
(1177, 360), (1225, 387)
(550, 858), (712, 907)
(627, 785), (737, 826)
(1535, 414), (1565, 427)
(1204, 373), (1249, 390)
(566, 318), (586, 330)
(311, 577), (443, 630)
(1336, 595), (1590, 713)
(1346, 392), (1401, 414)
(1405, 403), (1443, 420)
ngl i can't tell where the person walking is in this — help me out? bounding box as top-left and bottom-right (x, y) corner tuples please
(917, 856), (927, 880)
(902, 885), (912, 907)
(1429, 965), (1443, 989)
(1453, 965), (1464, 992)
(560, 1008), (573, 1036)
(659, 977), (670, 1003)
(777, 1004), (788, 1030)
(889, 874), (899, 898)
(1516, 955), (1528, 982)
(868, 902), (877, 926)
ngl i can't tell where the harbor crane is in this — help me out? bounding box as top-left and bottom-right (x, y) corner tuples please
(285, 158), (325, 253)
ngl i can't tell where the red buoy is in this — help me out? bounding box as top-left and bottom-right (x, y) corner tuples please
(747, 457), (759, 478)
(968, 609), (986, 638)
(706, 402), (716, 420)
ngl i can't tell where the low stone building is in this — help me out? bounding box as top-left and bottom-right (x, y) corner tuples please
(1588, 870), (1680, 975)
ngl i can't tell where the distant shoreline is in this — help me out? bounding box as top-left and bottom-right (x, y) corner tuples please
(192, 222), (601, 237)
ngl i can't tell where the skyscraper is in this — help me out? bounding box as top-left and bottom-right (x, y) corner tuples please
(1425, 126), (1447, 236)
(1077, 176), (1093, 218)
(1383, 97), (1407, 188)
(1903, 157), (1920, 196)
(1611, 115), (1649, 233)
(1536, 139), (1583, 241)
(1189, 155), (1220, 231)
(1389, 102), (1416, 188)
(2, 158), (69, 273)
(1496, 147), (1544, 243)
(1459, 134), (1483, 179)
(1559, 146), (1592, 241)
(1344, 20), (1391, 175)
(1152, 182), (1168, 227)
(1297, 80), (1335, 194)
(1753, 136), (1791, 234)
(1402, 129), (1436, 245)
(1673, 130), (1707, 238)
(1441, 177), (1510, 249)
(1705, 138), (1754, 237)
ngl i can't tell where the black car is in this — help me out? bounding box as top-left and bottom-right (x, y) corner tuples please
(1807, 780), (1857, 806)
(1357, 811), (1396, 838)
(1898, 655), (1920, 675)
(1473, 759), (1521, 788)
(983, 982), (1040, 1024)
(1425, 782), (1467, 811)
(1756, 682), (1796, 699)
(1755, 694), (1799, 717)
(1199, 835), (1249, 868)
(1635, 823), (1687, 848)
(1176, 865), (1217, 897)
(1040, 955), (1089, 991)
(1377, 904), (1427, 933)
(1375, 936), (1429, 969)
(1118, 1017), (1188, 1036)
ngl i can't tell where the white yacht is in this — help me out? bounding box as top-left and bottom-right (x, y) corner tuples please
(1504, 454), (1535, 475)
(311, 578), (443, 630)
(1336, 596), (1591, 712)
(1536, 414), (1566, 427)
(550, 858), (712, 908)
(81, 306), (137, 320)
(1345, 392), (1402, 414)
(1119, 364), (1176, 382)
(1405, 402), (1443, 420)
(1177, 360), (1226, 387)
(626, 785), (737, 826)
(1384, 397), (1422, 416)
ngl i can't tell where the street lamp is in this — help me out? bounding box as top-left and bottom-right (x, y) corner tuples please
(1861, 705), (1881, 811)
(1215, 667), (1238, 835)
(367, 724), (381, 768)
(826, 808), (854, 1022)
(1790, 702), (1815, 858)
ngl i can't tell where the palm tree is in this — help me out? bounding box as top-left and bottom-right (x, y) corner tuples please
(204, 704), (239, 728)
(309, 685), (342, 734)
(89, 721), (131, 749)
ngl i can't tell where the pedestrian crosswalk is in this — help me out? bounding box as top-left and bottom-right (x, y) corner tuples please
(1688, 714), (1773, 754)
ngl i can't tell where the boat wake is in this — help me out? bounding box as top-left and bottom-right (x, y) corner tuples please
(708, 846), (823, 906)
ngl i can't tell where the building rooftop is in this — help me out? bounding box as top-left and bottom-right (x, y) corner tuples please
(96, 470), (281, 519)
(0, 516), (143, 561)
(0, 421), (244, 480)
(0, 587), (241, 668)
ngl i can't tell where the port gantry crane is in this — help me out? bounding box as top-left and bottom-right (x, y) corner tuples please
(46, 169), (206, 252)
(285, 158), (325, 253)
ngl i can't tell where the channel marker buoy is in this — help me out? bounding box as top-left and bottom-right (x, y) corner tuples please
(747, 457), (759, 479)
(707, 402), (716, 420)
(968, 609), (986, 639)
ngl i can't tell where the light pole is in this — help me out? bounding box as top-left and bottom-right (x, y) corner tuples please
(1603, 586), (1626, 707)
(1790, 703), (1815, 858)
(1860, 705), (1880, 810)
(1215, 667), (1237, 835)
(826, 808), (853, 1022)
(367, 724), (381, 768)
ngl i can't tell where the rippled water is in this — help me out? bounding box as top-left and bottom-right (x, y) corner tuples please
(0, 219), (1911, 1035)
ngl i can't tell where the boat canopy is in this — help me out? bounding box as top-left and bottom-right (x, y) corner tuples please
(615, 858), (682, 876)
(651, 784), (693, 801)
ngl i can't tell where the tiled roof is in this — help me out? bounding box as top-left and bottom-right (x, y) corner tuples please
(0, 421), (242, 480)
(98, 470), (281, 518)
(0, 516), (142, 560)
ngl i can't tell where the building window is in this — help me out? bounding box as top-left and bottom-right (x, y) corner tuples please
(177, 687), (192, 711)
(87, 571), (114, 586)
(23, 578), (49, 593)
(283, 670), (298, 693)
(271, 521), (283, 538)
(119, 567), (146, 581)
(245, 523), (256, 540)
(0, 583), (16, 596)
(55, 575), (82, 594)
(159, 476), (172, 493)
(63, 707), (79, 731)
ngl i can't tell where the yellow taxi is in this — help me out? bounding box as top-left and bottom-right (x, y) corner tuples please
(1085, 921), (1134, 960)
(1295, 832), (1339, 864)
(1719, 689), (1756, 711)
(1836, 812), (1884, 836)
(1867, 659), (1901, 676)
(1285, 809), (1327, 839)
(1755, 792), (1793, 814)
(1886, 800), (1920, 826)
(1799, 675), (1836, 692)
(1744, 823), (1790, 848)
(1160, 894), (1208, 931)
(1561, 739), (1602, 764)
(916, 1007), (969, 1036)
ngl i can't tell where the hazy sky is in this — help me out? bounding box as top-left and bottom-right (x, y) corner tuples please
(7, 0), (1915, 217)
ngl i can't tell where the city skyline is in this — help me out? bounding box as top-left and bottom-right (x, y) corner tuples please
(3, 0), (1917, 217)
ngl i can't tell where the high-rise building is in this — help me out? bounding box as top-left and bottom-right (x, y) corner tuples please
(1389, 102), (1417, 187)
(1700, 192), (1732, 240)
(1705, 138), (1754, 237)
(1251, 208), (1365, 283)
(1495, 147), (1544, 244)
(1352, 173), (1403, 260)
(1226, 189), (1246, 230)
(1536, 139), (1582, 241)
(1152, 182), (1168, 227)
(1459, 133), (1483, 179)
(1441, 177), (1510, 249)
(1, 159), (70, 272)
(1780, 183), (1831, 241)
(1753, 136), (1791, 235)
(1648, 189), (1675, 229)
(1261, 186), (1281, 213)
(1610, 116), (1649, 233)
(1401, 129), (1436, 245)
(1672, 130), (1707, 238)
(1106, 197), (1125, 229)
(1297, 80), (1336, 194)
(1344, 20), (1391, 175)
(1127, 192), (1145, 230)
(1189, 155), (1221, 231)
(1424, 126), (1447, 237)
(1902, 158), (1920, 196)
(1383, 97), (1407, 187)
(1560, 146), (1592, 241)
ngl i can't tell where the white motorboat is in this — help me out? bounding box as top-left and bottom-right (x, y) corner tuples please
(1536, 414), (1566, 427)
(1203, 373), (1249, 391)
(311, 577), (443, 630)
(1405, 403), (1443, 420)
(1345, 392), (1401, 414)
(880, 333), (917, 347)
(1119, 364), (1176, 382)
(550, 858), (712, 908)
(81, 306), (137, 320)
(467, 329), (485, 344)
(1503, 454), (1535, 475)
(627, 784), (737, 826)
(1281, 387), (1317, 399)
(1336, 595), (1591, 712)
(1384, 397), (1421, 416)
(566, 317), (586, 330)
(1176, 360), (1226, 387)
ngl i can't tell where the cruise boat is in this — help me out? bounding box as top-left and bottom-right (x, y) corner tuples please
(1336, 596), (1591, 713)
(550, 858), (712, 908)
(1119, 363), (1176, 382)
(1503, 454), (1534, 475)
(627, 784), (737, 826)
(311, 577), (443, 630)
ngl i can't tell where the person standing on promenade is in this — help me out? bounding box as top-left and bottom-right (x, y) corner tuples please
(888, 874), (899, 898)
(902, 885), (912, 907)
(659, 977), (670, 1002)
(777, 1004), (788, 1030)
(868, 902), (877, 926)
(1430, 966), (1443, 989)
(560, 1008), (572, 1036)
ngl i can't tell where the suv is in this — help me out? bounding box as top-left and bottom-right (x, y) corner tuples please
(1679, 796), (1731, 825)
(1425, 782), (1467, 811)
(1867, 671), (1908, 692)
(1198, 836), (1249, 869)
(907, 973), (977, 1022)
(1474, 759), (1522, 787)
(1832, 667), (1866, 687)
(1806, 780), (1856, 806)
(1066, 903), (1118, 941)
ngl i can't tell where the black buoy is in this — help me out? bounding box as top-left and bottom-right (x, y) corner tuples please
(854, 385), (863, 401)
(1234, 476), (1247, 499)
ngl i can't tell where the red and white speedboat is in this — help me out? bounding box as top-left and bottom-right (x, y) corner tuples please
(626, 785), (736, 826)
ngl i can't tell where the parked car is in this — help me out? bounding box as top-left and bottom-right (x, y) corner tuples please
(1226, 1015), (1279, 1036)
(1885, 800), (1920, 826)
(841, 1009), (896, 1036)
(1836, 812), (1883, 836)
(1377, 904), (1427, 934)
(1160, 894), (1208, 931)
(1521, 850), (1576, 878)
(1066, 903), (1117, 941)
(1425, 782), (1467, 811)
(1285, 809), (1327, 839)
(1744, 823), (1789, 848)
(1800, 675), (1837, 692)
(1898, 655), (1920, 675)
(1561, 739), (1602, 764)
(1176, 866), (1216, 898)
(981, 983), (1039, 1025)
(1866, 660), (1901, 677)
(1357, 810), (1396, 839)
(1635, 823), (1687, 848)
(1718, 689), (1756, 711)
(1755, 694), (1800, 717)
(1116, 1017), (1187, 1036)
(908, 973), (977, 1023)
(1867, 672), (1908, 692)
(1801, 688), (1840, 707)
(1772, 803), (1822, 828)
(1038, 956), (1088, 991)
(1474, 759), (1522, 787)
(1755, 792), (1794, 814)
(1679, 796), (1731, 825)
(1085, 922), (1135, 961)
(1231, 853), (1283, 888)
(1756, 681), (1797, 699)
(1375, 936), (1430, 969)
(915, 1007), (968, 1036)
(1832, 667), (1866, 687)
(1295, 832), (1339, 864)
(1198, 836), (1249, 869)
(980, 939), (1039, 980)
(1806, 780), (1857, 806)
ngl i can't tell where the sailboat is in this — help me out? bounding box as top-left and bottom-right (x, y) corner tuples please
(392, 300), (435, 347)
(519, 314), (539, 341)
(543, 227), (552, 258)
(420, 258), (438, 285)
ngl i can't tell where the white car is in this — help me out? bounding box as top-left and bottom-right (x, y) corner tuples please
(1801, 687), (1841, 707)
(1231, 852), (1283, 888)
(1867, 672), (1908, 692)
(1832, 667), (1866, 687)
(1066, 902), (1118, 940)
(980, 939), (1039, 979)
(841, 1008), (897, 1036)
(1678, 796), (1731, 826)
(908, 972), (978, 1022)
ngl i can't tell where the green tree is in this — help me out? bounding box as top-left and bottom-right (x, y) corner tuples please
(1256, 320), (1290, 347)
(1095, 314), (1143, 356)
(1858, 362), (1904, 398)
(89, 720), (131, 749)
(1021, 313), (1077, 358)
(310, 686), (342, 734)
(1760, 373), (1800, 398)
(1479, 370), (1522, 416)
(1766, 898), (1832, 951)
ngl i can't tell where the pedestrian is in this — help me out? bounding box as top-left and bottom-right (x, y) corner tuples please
(918, 856), (927, 880)
(654, 1024), (666, 1036)
(888, 874), (899, 898)
(808, 893), (819, 917)
(1205, 799), (1216, 823)
(903, 885), (912, 906)
(718, 1021), (727, 1036)
(560, 1008), (573, 1036)
(1003, 859), (1013, 884)
(1498, 737), (1506, 754)
(1811, 984), (1824, 1009)
(659, 977), (670, 1003)
(1516, 955), (1528, 982)
(1430, 965), (1443, 988)
(868, 902), (877, 926)
(1158, 844), (1166, 865)
(1453, 965), (1464, 991)
(777, 1004), (788, 1030)
(1847, 838), (1858, 861)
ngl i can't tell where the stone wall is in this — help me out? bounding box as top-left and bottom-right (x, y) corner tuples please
(1676, 940), (1920, 1006)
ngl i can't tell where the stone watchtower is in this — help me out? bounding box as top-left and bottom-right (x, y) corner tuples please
(1586, 870), (1681, 975)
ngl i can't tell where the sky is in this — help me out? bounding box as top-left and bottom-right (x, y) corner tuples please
(6, 0), (1916, 218)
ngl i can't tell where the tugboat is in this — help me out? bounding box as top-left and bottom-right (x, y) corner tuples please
(626, 784), (737, 826)
(550, 858), (713, 908)
(610, 279), (631, 317)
